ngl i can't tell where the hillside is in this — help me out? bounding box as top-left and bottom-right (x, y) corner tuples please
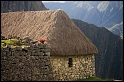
(72, 19), (123, 80)
(1, 1), (48, 13)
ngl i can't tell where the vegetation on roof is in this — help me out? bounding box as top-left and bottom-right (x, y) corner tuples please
(1, 38), (29, 48)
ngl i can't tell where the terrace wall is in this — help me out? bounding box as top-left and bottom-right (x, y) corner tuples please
(1, 43), (54, 81)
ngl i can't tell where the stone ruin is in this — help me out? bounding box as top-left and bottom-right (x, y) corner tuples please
(1, 35), (54, 81)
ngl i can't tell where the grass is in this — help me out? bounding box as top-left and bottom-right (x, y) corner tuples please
(1, 38), (29, 48)
(76, 76), (110, 81)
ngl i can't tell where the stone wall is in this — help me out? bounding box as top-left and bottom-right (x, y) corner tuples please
(1, 43), (54, 81)
(1, 35), (96, 81)
(50, 54), (95, 81)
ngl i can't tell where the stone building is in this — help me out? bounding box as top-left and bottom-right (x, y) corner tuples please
(1, 10), (98, 81)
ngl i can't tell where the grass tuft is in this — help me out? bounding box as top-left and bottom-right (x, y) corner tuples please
(1, 38), (29, 48)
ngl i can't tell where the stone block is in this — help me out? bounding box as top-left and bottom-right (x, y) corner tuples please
(4, 48), (9, 51)
(58, 63), (61, 66)
(37, 43), (44, 48)
(16, 46), (22, 51)
(44, 52), (50, 56)
(40, 49), (50, 52)
(43, 44), (49, 48)
(35, 49), (41, 52)
(31, 76), (36, 80)
(31, 44), (37, 48)
(11, 48), (16, 52)
(7, 45), (11, 48)
(31, 41), (38, 44)
(6, 51), (11, 56)
(31, 53), (38, 56)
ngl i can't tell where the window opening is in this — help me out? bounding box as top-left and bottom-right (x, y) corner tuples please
(68, 58), (73, 67)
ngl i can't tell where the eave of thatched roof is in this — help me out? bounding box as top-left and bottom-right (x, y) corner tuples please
(1, 10), (98, 56)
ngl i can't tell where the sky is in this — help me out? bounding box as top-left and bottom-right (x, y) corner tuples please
(42, 1), (66, 3)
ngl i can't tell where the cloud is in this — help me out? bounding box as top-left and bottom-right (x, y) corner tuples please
(42, 1), (66, 3)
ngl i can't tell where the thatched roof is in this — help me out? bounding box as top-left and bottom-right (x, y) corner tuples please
(1, 10), (98, 56)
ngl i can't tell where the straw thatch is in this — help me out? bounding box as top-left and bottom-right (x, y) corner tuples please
(1, 10), (98, 55)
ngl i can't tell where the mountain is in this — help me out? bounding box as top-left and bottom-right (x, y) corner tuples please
(108, 22), (123, 39)
(1, 1), (48, 13)
(43, 1), (123, 38)
(72, 19), (123, 80)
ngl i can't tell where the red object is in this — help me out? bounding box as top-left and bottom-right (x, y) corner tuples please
(39, 39), (46, 43)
